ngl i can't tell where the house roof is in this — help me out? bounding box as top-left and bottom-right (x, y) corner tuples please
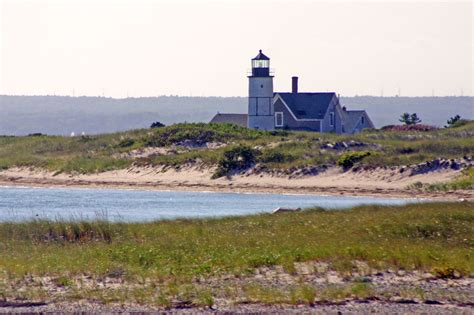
(344, 110), (367, 132)
(210, 113), (248, 127)
(276, 92), (336, 119)
(252, 50), (270, 60)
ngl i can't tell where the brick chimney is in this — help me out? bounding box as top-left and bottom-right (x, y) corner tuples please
(292, 76), (298, 94)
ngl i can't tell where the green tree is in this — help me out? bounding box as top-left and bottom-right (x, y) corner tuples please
(399, 112), (411, 125)
(445, 115), (461, 128)
(410, 113), (422, 125)
(399, 112), (422, 125)
(399, 113), (411, 125)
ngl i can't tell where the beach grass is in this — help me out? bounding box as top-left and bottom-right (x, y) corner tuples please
(0, 202), (473, 306)
(0, 121), (472, 174)
(425, 167), (474, 191)
(1, 202), (473, 279)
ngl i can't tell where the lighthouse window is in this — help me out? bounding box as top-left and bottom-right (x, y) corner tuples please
(253, 60), (269, 68)
(260, 84), (264, 88)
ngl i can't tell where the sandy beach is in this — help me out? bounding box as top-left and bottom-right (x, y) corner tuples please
(0, 165), (471, 200)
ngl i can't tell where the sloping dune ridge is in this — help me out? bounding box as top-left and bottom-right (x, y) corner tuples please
(0, 165), (471, 200)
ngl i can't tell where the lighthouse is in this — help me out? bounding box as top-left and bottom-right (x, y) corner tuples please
(247, 50), (274, 130)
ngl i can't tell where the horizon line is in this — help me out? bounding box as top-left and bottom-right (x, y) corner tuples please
(1, 94), (473, 99)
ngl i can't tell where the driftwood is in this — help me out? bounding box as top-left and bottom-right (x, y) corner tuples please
(272, 207), (301, 214)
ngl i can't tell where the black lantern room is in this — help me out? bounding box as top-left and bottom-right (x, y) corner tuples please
(251, 50), (270, 77)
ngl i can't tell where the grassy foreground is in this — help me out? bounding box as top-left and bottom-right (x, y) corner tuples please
(1, 202), (473, 276)
(0, 202), (473, 307)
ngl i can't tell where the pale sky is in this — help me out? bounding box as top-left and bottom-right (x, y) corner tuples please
(1, 0), (472, 97)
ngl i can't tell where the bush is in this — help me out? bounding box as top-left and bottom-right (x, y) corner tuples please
(337, 151), (371, 169)
(212, 146), (256, 178)
(380, 125), (395, 131)
(118, 138), (135, 148)
(380, 125), (438, 132)
(448, 119), (470, 129)
(150, 121), (165, 128)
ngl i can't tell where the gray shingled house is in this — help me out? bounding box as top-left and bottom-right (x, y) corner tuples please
(210, 50), (374, 134)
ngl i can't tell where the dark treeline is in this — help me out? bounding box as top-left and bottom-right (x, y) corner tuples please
(0, 95), (472, 135)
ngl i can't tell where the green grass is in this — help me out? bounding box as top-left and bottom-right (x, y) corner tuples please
(1, 202), (473, 279)
(0, 202), (473, 306)
(425, 167), (474, 191)
(0, 121), (472, 175)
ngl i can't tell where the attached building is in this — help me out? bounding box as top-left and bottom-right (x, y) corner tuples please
(210, 50), (374, 134)
(209, 113), (248, 128)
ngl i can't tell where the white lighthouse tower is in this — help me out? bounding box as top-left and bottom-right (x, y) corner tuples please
(248, 50), (274, 130)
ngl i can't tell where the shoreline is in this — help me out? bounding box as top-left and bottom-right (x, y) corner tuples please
(0, 167), (471, 201)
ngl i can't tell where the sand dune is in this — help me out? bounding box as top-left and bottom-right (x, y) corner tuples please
(0, 165), (471, 201)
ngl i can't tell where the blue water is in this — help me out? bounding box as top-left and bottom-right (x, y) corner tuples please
(0, 186), (420, 222)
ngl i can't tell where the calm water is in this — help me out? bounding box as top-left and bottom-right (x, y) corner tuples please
(0, 186), (420, 222)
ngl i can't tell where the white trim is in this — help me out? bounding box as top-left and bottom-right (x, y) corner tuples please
(273, 94), (322, 122)
(275, 112), (284, 127)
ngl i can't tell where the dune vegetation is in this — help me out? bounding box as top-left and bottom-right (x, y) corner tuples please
(0, 202), (473, 307)
(0, 121), (472, 184)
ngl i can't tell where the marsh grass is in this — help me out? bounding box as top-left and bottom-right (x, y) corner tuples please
(0, 202), (473, 307)
(1, 202), (473, 282)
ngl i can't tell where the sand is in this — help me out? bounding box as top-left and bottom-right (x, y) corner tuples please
(0, 165), (471, 200)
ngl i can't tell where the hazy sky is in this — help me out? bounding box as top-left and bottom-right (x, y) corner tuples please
(1, 0), (472, 97)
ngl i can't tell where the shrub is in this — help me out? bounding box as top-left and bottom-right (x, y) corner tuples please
(150, 121), (165, 128)
(397, 147), (417, 154)
(212, 145), (256, 178)
(118, 138), (135, 148)
(447, 119), (470, 129)
(268, 130), (289, 137)
(409, 181), (424, 190)
(337, 151), (371, 169)
(433, 267), (461, 279)
(380, 125), (396, 131)
(381, 125), (437, 132)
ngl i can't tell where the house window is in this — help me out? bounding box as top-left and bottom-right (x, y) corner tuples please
(330, 112), (335, 127)
(361, 116), (365, 125)
(275, 112), (284, 127)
